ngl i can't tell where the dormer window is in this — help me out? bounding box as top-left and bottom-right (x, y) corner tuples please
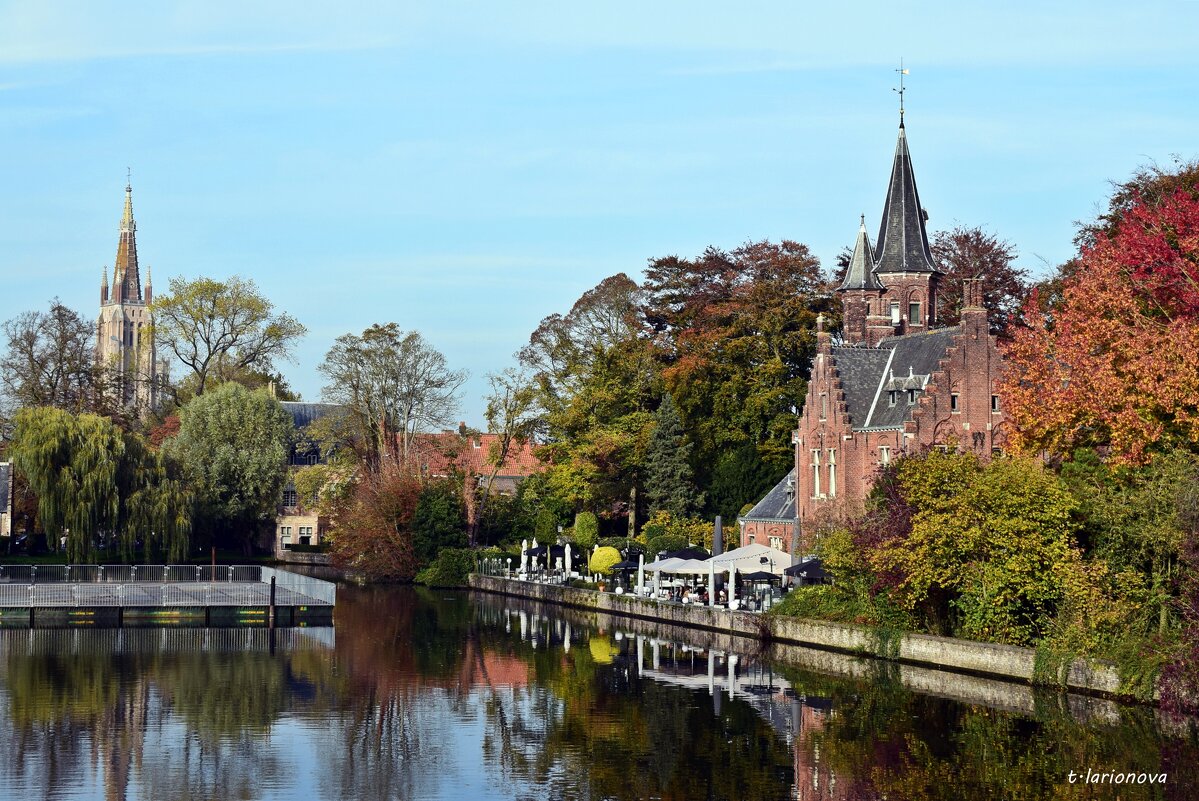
(888, 390), (897, 407)
(907, 389), (916, 405)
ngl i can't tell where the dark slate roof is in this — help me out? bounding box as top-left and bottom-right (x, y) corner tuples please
(741, 469), (796, 522)
(874, 124), (938, 275)
(838, 218), (884, 291)
(823, 327), (960, 431)
(828, 347), (892, 427)
(280, 402), (342, 430)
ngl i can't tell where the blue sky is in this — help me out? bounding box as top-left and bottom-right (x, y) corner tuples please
(2, 2), (1197, 424)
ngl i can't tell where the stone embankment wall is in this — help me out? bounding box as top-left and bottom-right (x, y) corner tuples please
(469, 575), (1124, 699)
(273, 550), (333, 567)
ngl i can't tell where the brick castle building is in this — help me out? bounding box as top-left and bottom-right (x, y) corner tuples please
(741, 119), (1008, 552)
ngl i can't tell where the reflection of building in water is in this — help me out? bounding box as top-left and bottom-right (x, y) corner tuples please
(792, 697), (851, 801)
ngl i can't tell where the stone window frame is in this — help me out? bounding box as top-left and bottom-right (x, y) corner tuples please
(809, 449), (821, 498)
(879, 445), (891, 465)
(951, 392), (960, 413)
(991, 394), (1001, 413)
(827, 448), (837, 497)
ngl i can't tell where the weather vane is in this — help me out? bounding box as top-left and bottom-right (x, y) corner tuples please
(126, 166), (132, 189)
(894, 58), (909, 122)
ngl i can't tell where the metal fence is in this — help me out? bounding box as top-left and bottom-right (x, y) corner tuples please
(0, 564), (265, 585)
(0, 564), (335, 608)
(261, 566), (337, 606)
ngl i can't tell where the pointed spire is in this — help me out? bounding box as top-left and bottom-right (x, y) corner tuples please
(873, 124), (937, 274)
(838, 214), (884, 291)
(113, 178), (142, 303)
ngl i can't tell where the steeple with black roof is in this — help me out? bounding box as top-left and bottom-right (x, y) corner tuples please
(839, 215), (884, 291)
(874, 122), (937, 275)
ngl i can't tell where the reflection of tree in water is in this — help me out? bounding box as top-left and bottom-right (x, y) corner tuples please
(779, 663), (1199, 801)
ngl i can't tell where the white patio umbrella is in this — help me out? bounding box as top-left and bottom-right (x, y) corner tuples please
(521, 539), (528, 575)
(564, 543), (572, 579)
(728, 566), (737, 609)
(636, 552), (645, 594)
(708, 560), (716, 607)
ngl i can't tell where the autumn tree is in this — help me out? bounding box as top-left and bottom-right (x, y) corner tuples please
(1002, 181), (1199, 464)
(520, 275), (659, 516)
(319, 324), (466, 471)
(477, 367), (541, 544)
(151, 275), (306, 400)
(930, 226), (1028, 335)
(644, 240), (830, 509)
(164, 383), (292, 554)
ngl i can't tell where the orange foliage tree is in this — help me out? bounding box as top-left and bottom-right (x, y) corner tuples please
(327, 465), (421, 581)
(1002, 187), (1199, 464)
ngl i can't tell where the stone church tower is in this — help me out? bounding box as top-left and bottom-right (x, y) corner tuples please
(97, 181), (165, 412)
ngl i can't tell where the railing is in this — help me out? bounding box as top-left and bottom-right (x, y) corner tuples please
(0, 564), (336, 607)
(261, 567), (337, 606)
(0, 564), (265, 584)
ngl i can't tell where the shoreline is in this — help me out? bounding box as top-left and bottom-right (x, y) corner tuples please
(468, 574), (1135, 703)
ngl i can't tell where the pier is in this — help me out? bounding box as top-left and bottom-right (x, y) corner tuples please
(0, 564), (335, 628)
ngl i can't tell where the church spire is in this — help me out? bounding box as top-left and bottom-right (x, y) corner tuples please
(838, 215), (884, 291)
(873, 123), (937, 274)
(113, 178), (142, 303)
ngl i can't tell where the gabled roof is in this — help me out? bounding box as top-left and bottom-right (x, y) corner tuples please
(827, 347), (893, 426)
(838, 217), (884, 291)
(280, 401), (342, 430)
(874, 124), (938, 275)
(740, 468), (796, 522)
(824, 327), (960, 432)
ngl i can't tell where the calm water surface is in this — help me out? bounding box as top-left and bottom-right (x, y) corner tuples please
(0, 585), (1195, 800)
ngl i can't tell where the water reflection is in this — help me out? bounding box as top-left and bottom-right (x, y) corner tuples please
(0, 587), (1194, 800)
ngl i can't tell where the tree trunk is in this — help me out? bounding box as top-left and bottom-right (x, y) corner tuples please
(628, 485), (637, 538)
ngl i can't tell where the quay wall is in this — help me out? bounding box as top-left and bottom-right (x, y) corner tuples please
(468, 574), (1125, 699)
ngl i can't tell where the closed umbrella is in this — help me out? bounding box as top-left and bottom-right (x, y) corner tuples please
(521, 539), (528, 575)
(565, 543), (572, 580)
(708, 560), (716, 607)
(728, 566), (736, 609)
(636, 553), (645, 595)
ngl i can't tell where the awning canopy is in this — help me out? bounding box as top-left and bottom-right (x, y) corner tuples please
(784, 557), (827, 582)
(709, 543), (793, 575)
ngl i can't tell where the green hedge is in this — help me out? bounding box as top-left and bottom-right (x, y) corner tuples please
(415, 548), (476, 587)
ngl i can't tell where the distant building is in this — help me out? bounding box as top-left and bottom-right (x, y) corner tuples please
(741, 118), (1007, 552)
(96, 180), (167, 413)
(275, 401), (342, 554)
(411, 423), (542, 496)
(738, 469), (796, 552)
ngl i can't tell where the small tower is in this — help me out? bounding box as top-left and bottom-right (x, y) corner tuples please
(97, 178), (160, 413)
(872, 120), (942, 335)
(837, 216), (894, 345)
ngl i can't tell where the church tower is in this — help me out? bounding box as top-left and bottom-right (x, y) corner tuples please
(838, 120), (943, 345)
(97, 180), (163, 412)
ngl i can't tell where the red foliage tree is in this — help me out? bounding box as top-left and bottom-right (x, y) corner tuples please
(1001, 186), (1199, 464)
(328, 465), (420, 581)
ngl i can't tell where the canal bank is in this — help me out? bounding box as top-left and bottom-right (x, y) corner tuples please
(469, 574), (1129, 700)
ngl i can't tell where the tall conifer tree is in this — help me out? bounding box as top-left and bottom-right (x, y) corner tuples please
(644, 393), (703, 518)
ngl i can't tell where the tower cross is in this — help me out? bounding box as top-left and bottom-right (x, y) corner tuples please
(894, 59), (910, 122)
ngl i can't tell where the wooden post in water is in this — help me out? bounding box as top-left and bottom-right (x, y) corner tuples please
(211, 547), (216, 567)
(269, 575), (276, 629)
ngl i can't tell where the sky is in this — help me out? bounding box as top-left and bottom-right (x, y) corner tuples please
(2, 1), (1198, 425)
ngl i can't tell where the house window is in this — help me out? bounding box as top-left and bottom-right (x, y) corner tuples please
(888, 390), (897, 407)
(879, 446), (891, 465)
(909, 301), (921, 325)
(951, 393), (960, 413)
(991, 394), (1001, 412)
(747, 533), (756, 544)
(907, 389), (916, 404)
(819, 393), (828, 421)
(810, 450), (821, 498)
(890, 301), (901, 324)
(827, 449), (837, 497)
(769, 536), (783, 551)
(282, 488), (298, 507)
(280, 526), (292, 548)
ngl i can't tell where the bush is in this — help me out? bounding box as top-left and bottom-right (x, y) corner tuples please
(534, 508), (558, 543)
(573, 511), (599, 550)
(589, 546), (621, 577)
(415, 548), (476, 587)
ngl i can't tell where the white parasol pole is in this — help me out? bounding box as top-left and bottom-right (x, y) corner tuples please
(729, 566), (736, 609)
(708, 560), (716, 607)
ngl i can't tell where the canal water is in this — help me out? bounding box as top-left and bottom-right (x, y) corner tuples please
(0, 584), (1195, 800)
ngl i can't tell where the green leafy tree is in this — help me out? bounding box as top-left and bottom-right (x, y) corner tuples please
(706, 443), (789, 523)
(8, 407), (190, 561)
(411, 480), (467, 567)
(643, 393), (703, 518)
(572, 511), (599, 550)
(164, 383), (291, 554)
(534, 507), (558, 543)
(588, 546), (621, 577)
(151, 275), (306, 400)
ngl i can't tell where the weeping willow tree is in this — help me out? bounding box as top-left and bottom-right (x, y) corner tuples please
(9, 407), (192, 562)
